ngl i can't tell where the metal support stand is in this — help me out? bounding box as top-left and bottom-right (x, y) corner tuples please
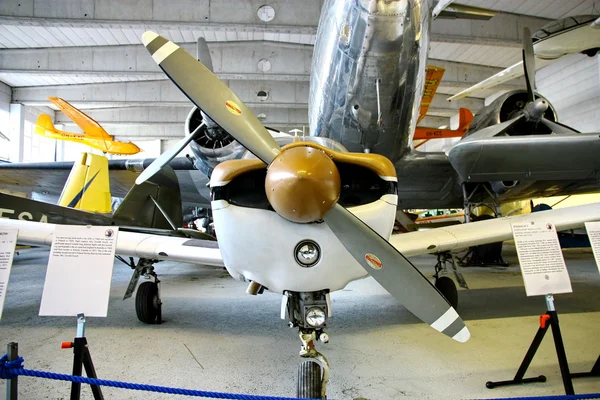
(486, 295), (574, 395)
(64, 314), (104, 400)
(571, 355), (600, 379)
(6, 342), (18, 400)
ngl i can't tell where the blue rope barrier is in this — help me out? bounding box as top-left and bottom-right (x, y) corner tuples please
(0, 354), (318, 400)
(483, 395), (600, 400)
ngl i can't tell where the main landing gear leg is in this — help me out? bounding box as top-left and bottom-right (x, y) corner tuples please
(460, 183), (507, 267)
(123, 258), (163, 324)
(433, 252), (468, 309)
(298, 330), (330, 399)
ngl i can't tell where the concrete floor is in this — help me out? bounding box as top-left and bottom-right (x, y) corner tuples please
(0, 245), (599, 399)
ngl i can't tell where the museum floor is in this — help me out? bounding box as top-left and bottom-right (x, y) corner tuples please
(1, 245), (599, 399)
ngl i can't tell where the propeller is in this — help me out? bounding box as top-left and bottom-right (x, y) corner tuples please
(522, 27), (536, 102)
(141, 32), (469, 342)
(462, 27), (579, 140)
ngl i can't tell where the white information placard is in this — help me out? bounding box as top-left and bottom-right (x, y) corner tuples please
(40, 225), (118, 317)
(511, 221), (572, 296)
(0, 230), (18, 320)
(585, 221), (600, 273)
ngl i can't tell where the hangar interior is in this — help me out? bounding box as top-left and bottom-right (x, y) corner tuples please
(0, 1), (600, 399)
(0, 0), (599, 162)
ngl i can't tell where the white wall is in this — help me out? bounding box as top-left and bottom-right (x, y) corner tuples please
(537, 53), (600, 132)
(0, 82), (11, 161)
(21, 105), (56, 162)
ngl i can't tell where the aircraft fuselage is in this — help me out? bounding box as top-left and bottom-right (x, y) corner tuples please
(309, 0), (430, 163)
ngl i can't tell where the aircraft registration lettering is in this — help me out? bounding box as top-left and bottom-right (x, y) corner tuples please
(365, 253), (382, 270)
(0, 208), (47, 223)
(225, 101), (242, 116)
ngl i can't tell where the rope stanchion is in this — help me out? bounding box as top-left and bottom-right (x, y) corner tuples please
(0, 354), (318, 400)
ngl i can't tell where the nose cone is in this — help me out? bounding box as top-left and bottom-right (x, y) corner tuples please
(525, 98), (549, 121)
(265, 146), (341, 223)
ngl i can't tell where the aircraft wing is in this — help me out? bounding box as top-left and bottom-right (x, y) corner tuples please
(447, 58), (550, 101)
(390, 202), (600, 256)
(447, 16), (600, 101)
(3, 203), (598, 268)
(447, 133), (600, 182)
(49, 97), (112, 139)
(0, 157), (211, 206)
(1, 219), (224, 267)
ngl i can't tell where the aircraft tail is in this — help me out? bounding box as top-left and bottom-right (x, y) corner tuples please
(457, 108), (474, 132)
(113, 166), (183, 230)
(35, 114), (58, 136)
(58, 152), (112, 213)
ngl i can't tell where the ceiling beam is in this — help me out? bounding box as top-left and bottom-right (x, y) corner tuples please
(12, 80), (311, 108)
(0, 2), (553, 48)
(14, 80), (484, 116)
(54, 106), (308, 127)
(0, 41), (312, 82)
(430, 12), (551, 48)
(0, 0), (322, 32)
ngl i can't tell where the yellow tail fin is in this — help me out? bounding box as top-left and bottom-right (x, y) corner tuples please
(35, 114), (57, 136)
(58, 152), (112, 213)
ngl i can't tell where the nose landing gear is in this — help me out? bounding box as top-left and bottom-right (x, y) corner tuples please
(298, 330), (330, 399)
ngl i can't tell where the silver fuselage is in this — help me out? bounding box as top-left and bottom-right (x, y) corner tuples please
(309, 0), (430, 163)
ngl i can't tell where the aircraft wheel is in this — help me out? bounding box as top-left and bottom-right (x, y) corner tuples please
(297, 360), (323, 399)
(136, 281), (161, 324)
(435, 276), (458, 310)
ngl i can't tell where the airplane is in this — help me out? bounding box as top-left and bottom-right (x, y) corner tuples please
(413, 107), (473, 148)
(34, 97), (142, 155)
(448, 14), (600, 101)
(2, 2), (600, 396)
(412, 66), (473, 149)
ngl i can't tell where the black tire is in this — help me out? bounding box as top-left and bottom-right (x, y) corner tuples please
(297, 360), (323, 399)
(136, 281), (160, 324)
(435, 276), (458, 310)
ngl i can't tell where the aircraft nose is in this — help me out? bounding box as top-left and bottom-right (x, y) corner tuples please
(265, 146), (341, 223)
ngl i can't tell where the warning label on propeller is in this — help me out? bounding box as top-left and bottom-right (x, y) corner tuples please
(365, 253), (382, 270)
(225, 100), (242, 116)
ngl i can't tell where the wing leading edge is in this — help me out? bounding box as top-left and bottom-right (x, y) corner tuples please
(3, 202), (599, 268)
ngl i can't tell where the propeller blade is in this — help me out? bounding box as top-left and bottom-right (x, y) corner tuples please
(452, 115), (523, 146)
(135, 123), (204, 185)
(196, 37), (213, 72)
(142, 31), (281, 164)
(324, 204), (470, 342)
(541, 118), (580, 134)
(522, 27), (536, 102)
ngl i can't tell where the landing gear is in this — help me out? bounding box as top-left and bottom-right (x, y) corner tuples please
(433, 252), (468, 310)
(460, 183), (507, 267)
(283, 291), (331, 399)
(120, 257), (163, 324)
(136, 281), (162, 324)
(435, 277), (458, 310)
(297, 330), (329, 399)
(298, 360), (323, 399)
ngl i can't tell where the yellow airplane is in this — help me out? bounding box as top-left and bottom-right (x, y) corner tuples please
(35, 97), (141, 155)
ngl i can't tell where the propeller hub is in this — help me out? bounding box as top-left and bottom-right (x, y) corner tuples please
(265, 145), (341, 223)
(524, 98), (548, 121)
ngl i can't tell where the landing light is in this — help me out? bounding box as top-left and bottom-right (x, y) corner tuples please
(305, 306), (326, 328)
(294, 240), (320, 267)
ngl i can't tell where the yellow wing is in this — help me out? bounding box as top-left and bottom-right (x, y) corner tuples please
(48, 97), (112, 139)
(418, 66), (445, 124)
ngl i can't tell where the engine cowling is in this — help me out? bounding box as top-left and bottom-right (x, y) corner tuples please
(465, 90), (558, 137)
(186, 107), (247, 176)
